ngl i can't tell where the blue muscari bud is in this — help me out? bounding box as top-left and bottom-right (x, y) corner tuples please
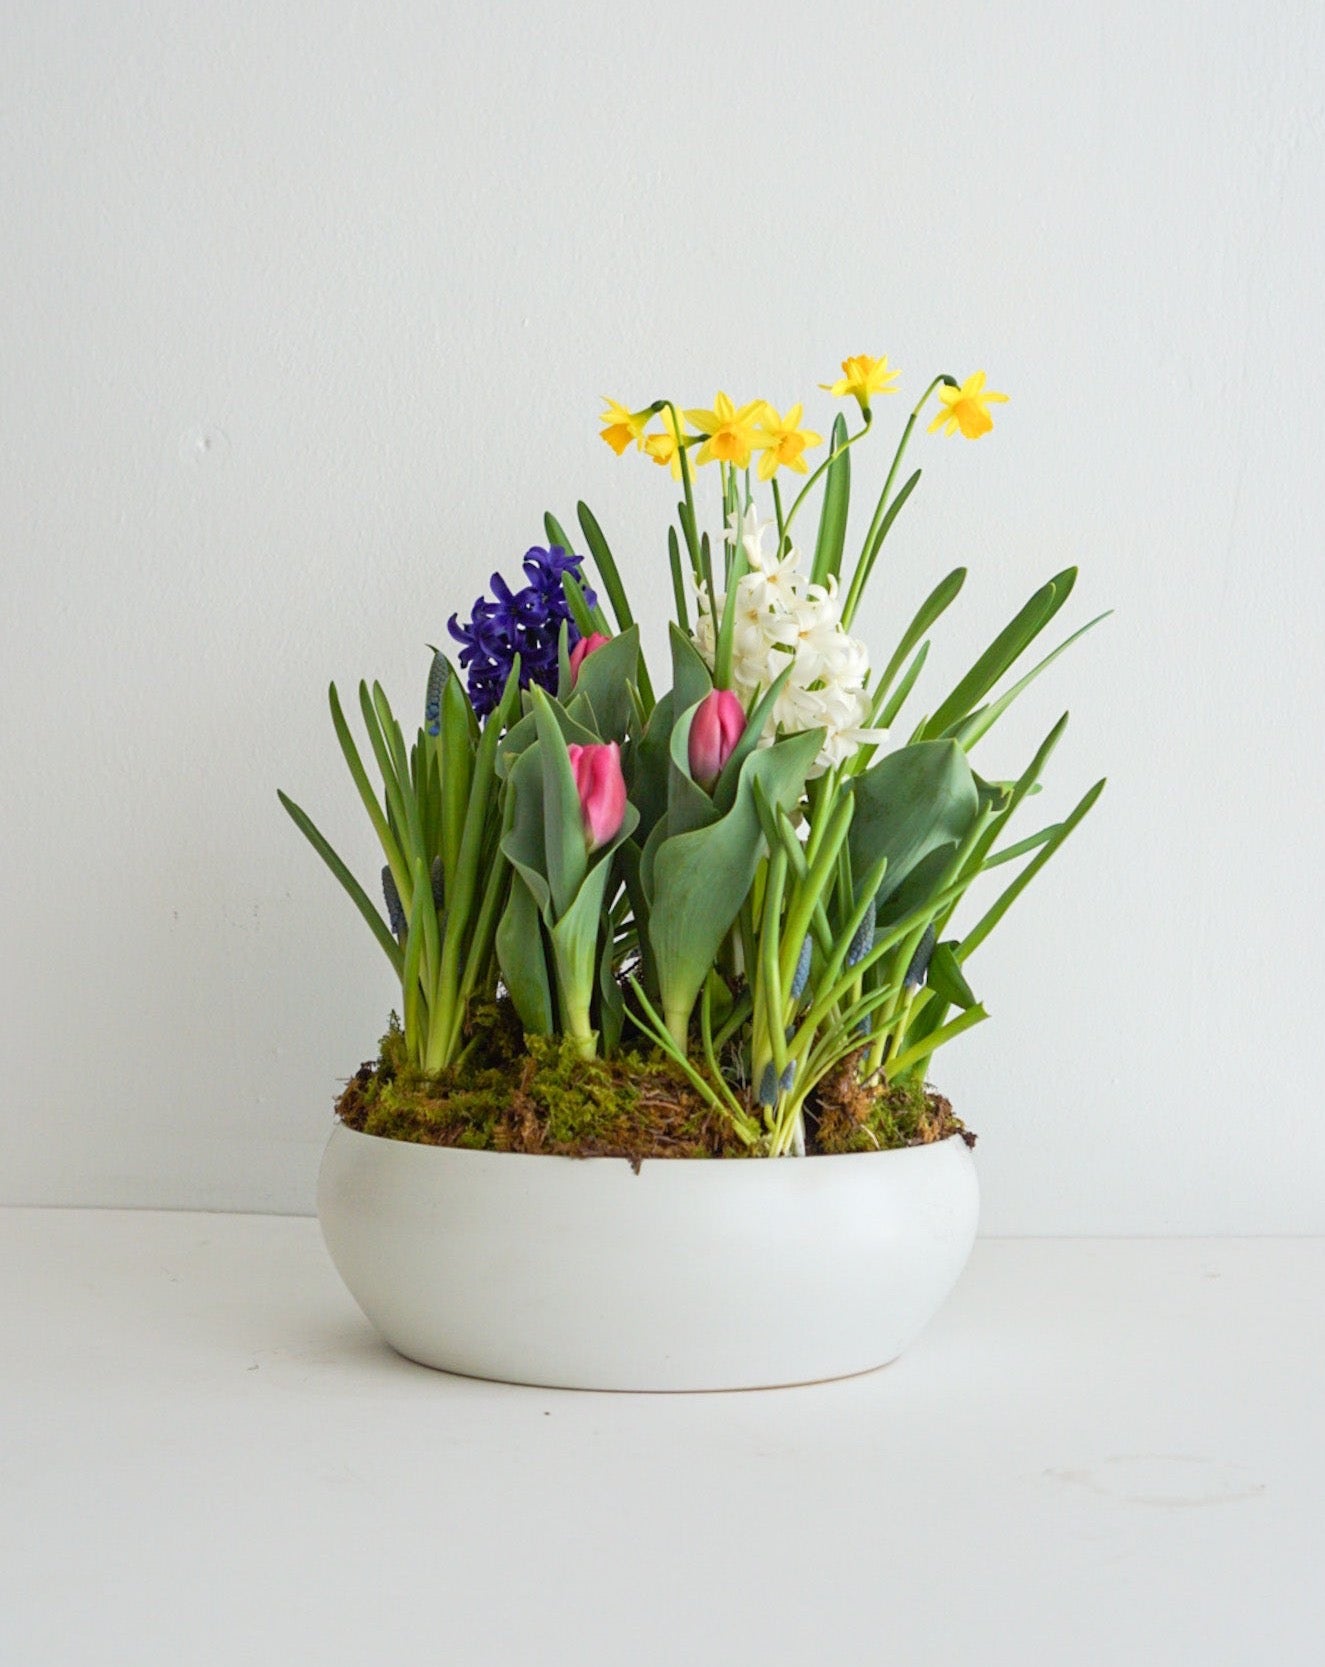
(382, 866), (406, 939)
(846, 899), (876, 968)
(779, 1061), (796, 1094)
(430, 856), (444, 909)
(757, 1063), (779, 1107)
(904, 922), (937, 992)
(425, 650), (447, 737)
(789, 935), (812, 1002)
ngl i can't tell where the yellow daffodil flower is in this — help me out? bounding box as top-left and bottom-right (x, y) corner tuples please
(754, 403), (822, 480)
(642, 405), (689, 480)
(928, 371), (1009, 439)
(820, 354), (900, 413)
(684, 392), (772, 469)
(599, 398), (651, 456)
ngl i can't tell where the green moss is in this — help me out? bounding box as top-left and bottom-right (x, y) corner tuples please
(810, 1065), (970, 1155)
(335, 1000), (747, 1159)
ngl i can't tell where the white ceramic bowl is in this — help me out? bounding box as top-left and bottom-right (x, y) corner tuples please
(317, 1122), (979, 1391)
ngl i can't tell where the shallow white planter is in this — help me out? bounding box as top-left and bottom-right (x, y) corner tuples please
(317, 1122), (979, 1391)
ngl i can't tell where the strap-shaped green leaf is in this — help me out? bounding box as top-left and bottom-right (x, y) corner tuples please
(927, 941), (977, 1009)
(277, 790), (404, 978)
(576, 500), (634, 632)
(960, 777), (1106, 960)
(875, 567), (966, 705)
(809, 413), (851, 586)
(919, 568), (1078, 740)
(948, 611), (1110, 750)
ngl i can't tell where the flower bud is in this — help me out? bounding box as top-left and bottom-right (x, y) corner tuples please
(688, 688), (746, 790)
(567, 741), (627, 851)
(568, 632), (610, 684)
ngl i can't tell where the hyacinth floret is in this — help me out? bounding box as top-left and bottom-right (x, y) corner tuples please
(448, 545), (597, 717)
(693, 507), (885, 775)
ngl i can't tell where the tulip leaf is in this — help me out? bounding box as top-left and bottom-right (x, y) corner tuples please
(495, 872), (554, 1034)
(669, 622), (714, 716)
(649, 727), (822, 1042)
(848, 740), (980, 908)
(666, 699), (724, 838)
(566, 623), (639, 742)
(711, 661), (794, 816)
(625, 690), (675, 844)
(529, 692), (589, 918)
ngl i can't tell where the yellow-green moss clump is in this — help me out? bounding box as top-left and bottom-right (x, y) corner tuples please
(335, 1006), (972, 1159)
(335, 1002), (750, 1162)
(810, 1053), (974, 1155)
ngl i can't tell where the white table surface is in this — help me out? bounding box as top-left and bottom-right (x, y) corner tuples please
(1, 1209), (1319, 1667)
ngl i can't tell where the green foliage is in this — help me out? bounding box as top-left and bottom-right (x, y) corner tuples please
(284, 365), (1105, 1156)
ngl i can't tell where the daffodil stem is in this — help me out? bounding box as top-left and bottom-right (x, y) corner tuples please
(842, 375), (954, 629)
(771, 477), (785, 548)
(781, 414), (871, 544)
(667, 400), (702, 573)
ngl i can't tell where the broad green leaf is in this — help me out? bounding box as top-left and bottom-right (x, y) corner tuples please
(495, 872), (554, 1034)
(669, 621), (713, 715)
(531, 691), (589, 919)
(648, 727), (822, 1042)
(625, 689), (675, 844)
(566, 623), (639, 742)
(848, 740), (980, 908)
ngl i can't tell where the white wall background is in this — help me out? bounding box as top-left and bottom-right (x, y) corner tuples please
(3, 0), (1323, 1231)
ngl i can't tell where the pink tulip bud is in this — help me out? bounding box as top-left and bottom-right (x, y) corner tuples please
(568, 632), (610, 684)
(567, 741), (627, 851)
(688, 689), (746, 790)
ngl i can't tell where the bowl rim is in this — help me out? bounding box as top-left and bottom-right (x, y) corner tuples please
(322, 1117), (974, 1174)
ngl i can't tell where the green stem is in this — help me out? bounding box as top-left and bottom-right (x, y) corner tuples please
(781, 415), (871, 543)
(841, 375), (953, 628)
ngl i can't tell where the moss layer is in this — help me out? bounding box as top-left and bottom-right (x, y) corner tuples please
(335, 1005), (974, 1160)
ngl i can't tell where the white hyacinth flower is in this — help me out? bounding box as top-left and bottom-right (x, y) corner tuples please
(693, 506), (886, 776)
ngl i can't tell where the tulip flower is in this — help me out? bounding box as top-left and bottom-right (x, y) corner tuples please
(568, 631), (610, 683)
(688, 689), (746, 790)
(567, 741), (627, 851)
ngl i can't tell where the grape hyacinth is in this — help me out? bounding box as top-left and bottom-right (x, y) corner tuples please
(448, 546), (597, 718)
